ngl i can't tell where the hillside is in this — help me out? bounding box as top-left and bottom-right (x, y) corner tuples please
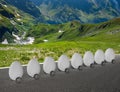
(0, 0), (120, 67)
(0, 0), (35, 42)
(1, 0), (120, 24)
(30, 0), (120, 24)
(5, 0), (43, 19)
(1, 0), (120, 44)
(27, 18), (120, 43)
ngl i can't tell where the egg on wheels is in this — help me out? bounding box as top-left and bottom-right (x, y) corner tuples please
(94, 49), (105, 66)
(27, 58), (41, 80)
(43, 57), (56, 76)
(9, 61), (23, 83)
(57, 55), (70, 73)
(83, 51), (95, 68)
(71, 53), (83, 70)
(105, 48), (115, 63)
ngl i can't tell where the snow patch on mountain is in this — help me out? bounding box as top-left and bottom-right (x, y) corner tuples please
(12, 32), (35, 45)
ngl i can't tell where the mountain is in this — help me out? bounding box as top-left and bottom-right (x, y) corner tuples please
(0, 0), (35, 42)
(29, 0), (120, 24)
(1, 0), (120, 24)
(1, 0), (120, 43)
(26, 18), (120, 43)
(5, 0), (41, 18)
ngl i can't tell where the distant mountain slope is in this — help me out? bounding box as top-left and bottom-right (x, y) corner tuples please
(0, 0), (35, 42)
(1, 0), (120, 43)
(27, 18), (120, 43)
(29, 0), (120, 23)
(5, 0), (41, 18)
(1, 0), (120, 24)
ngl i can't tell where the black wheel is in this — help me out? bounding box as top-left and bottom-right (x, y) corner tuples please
(83, 64), (86, 67)
(16, 77), (22, 83)
(65, 68), (69, 73)
(90, 64), (94, 68)
(50, 71), (55, 77)
(34, 74), (39, 80)
(94, 62), (97, 65)
(112, 59), (115, 64)
(101, 61), (105, 66)
(78, 66), (82, 70)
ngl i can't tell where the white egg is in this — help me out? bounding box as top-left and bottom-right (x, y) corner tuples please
(27, 58), (41, 78)
(71, 53), (83, 69)
(94, 49), (105, 64)
(83, 51), (94, 67)
(43, 57), (56, 75)
(105, 48), (115, 62)
(9, 61), (23, 81)
(57, 55), (70, 72)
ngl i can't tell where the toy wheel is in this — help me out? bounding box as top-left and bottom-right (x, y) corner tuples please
(34, 74), (39, 80)
(50, 71), (55, 76)
(65, 68), (69, 73)
(90, 64), (94, 68)
(16, 77), (22, 83)
(112, 59), (115, 64)
(78, 66), (82, 70)
(101, 61), (105, 66)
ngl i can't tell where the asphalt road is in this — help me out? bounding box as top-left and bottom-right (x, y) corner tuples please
(0, 55), (120, 92)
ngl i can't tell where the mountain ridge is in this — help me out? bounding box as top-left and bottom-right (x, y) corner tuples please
(29, 0), (120, 24)
(5, 0), (41, 17)
(1, 0), (120, 24)
(26, 17), (120, 43)
(0, 0), (35, 42)
(0, 0), (120, 44)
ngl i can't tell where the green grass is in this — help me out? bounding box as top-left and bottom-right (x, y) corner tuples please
(27, 18), (120, 44)
(0, 41), (120, 67)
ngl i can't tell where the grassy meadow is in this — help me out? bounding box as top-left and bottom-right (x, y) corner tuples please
(1, 18), (120, 67)
(0, 41), (120, 67)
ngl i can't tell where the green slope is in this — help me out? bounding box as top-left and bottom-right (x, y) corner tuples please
(0, 1), (35, 42)
(27, 18), (120, 43)
(0, 41), (120, 67)
(1, 18), (120, 67)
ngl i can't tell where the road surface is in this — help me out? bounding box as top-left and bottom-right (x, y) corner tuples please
(0, 55), (120, 92)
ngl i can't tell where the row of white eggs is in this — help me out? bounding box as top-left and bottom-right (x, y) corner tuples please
(9, 48), (115, 83)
